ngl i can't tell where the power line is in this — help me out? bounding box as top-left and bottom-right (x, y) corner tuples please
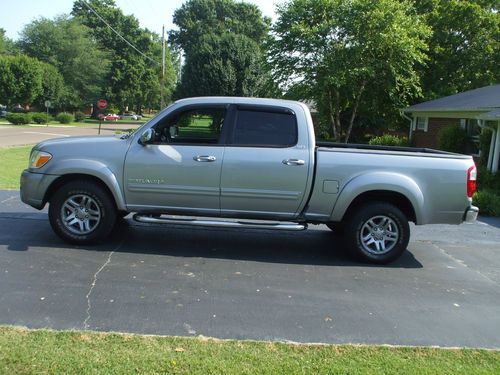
(80, 0), (160, 66)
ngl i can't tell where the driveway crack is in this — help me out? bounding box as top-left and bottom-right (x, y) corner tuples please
(83, 237), (125, 329)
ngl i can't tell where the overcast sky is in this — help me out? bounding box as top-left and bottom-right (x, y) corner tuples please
(2, 0), (278, 40)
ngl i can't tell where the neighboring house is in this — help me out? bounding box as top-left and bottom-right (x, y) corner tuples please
(402, 84), (500, 174)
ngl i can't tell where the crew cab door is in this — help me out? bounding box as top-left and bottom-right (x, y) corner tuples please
(220, 105), (311, 219)
(124, 105), (228, 215)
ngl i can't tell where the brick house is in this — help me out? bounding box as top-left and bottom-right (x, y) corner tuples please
(402, 84), (500, 173)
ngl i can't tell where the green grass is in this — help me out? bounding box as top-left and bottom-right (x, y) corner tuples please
(0, 146), (32, 190)
(0, 326), (498, 374)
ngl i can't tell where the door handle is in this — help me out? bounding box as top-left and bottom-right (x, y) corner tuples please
(282, 158), (305, 166)
(193, 155), (217, 162)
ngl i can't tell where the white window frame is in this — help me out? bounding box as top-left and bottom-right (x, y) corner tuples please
(415, 116), (428, 132)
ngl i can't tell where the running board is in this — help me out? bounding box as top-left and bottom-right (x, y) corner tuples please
(133, 214), (307, 231)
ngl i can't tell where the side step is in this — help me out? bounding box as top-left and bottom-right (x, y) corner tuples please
(133, 214), (307, 231)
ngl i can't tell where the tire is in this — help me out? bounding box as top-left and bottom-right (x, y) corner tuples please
(48, 180), (117, 245)
(344, 202), (409, 264)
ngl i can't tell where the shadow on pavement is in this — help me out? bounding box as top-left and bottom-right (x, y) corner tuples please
(478, 216), (500, 229)
(0, 212), (423, 269)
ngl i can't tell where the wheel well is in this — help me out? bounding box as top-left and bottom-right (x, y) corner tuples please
(342, 190), (417, 224)
(43, 174), (117, 209)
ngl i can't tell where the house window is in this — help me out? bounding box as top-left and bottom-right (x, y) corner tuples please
(416, 117), (428, 132)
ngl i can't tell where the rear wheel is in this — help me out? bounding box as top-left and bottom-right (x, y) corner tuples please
(344, 202), (409, 264)
(48, 180), (117, 245)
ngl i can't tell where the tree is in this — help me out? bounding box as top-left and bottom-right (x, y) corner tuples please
(34, 62), (65, 110)
(170, 0), (272, 99)
(414, 0), (500, 99)
(170, 0), (270, 54)
(175, 33), (266, 98)
(72, 0), (175, 111)
(0, 54), (43, 107)
(270, 0), (430, 142)
(19, 15), (110, 109)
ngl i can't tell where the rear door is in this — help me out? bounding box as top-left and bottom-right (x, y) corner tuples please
(220, 105), (311, 219)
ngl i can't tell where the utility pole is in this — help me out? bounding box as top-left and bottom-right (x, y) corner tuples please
(160, 24), (166, 109)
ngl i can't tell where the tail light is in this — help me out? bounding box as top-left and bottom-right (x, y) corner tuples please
(467, 165), (477, 198)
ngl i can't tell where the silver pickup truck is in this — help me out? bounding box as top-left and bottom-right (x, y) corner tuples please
(20, 97), (479, 263)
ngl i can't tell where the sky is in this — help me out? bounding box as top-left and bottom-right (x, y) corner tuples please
(1, 0), (278, 40)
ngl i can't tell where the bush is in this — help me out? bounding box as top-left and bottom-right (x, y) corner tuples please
(6, 113), (32, 125)
(473, 190), (500, 216)
(56, 112), (74, 124)
(477, 167), (500, 192)
(368, 134), (409, 147)
(438, 125), (467, 153)
(479, 128), (493, 166)
(74, 111), (86, 122)
(31, 112), (49, 124)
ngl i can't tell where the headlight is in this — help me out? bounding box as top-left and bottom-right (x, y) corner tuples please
(29, 150), (52, 169)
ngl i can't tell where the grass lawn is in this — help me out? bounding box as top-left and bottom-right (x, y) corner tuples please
(0, 326), (498, 374)
(0, 146), (32, 190)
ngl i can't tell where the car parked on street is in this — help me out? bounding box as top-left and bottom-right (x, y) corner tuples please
(119, 112), (142, 121)
(98, 113), (120, 121)
(20, 97), (479, 264)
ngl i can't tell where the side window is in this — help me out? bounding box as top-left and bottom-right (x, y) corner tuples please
(231, 109), (297, 147)
(155, 107), (226, 144)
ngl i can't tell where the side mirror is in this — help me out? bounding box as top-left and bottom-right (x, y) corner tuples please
(139, 128), (154, 145)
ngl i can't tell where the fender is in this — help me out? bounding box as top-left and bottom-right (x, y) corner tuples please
(330, 172), (425, 223)
(44, 159), (127, 211)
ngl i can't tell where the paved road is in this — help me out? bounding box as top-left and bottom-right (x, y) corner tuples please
(1, 190), (499, 348)
(0, 123), (139, 147)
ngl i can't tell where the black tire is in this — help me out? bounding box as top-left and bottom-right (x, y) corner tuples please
(48, 180), (117, 245)
(344, 202), (409, 264)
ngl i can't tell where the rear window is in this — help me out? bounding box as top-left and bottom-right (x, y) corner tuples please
(231, 109), (297, 147)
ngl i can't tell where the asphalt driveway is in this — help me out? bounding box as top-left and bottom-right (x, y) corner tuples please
(1, 190), (499, 348)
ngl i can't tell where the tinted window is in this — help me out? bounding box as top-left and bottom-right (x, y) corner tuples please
(155, 107), (226, 144)
(232, 109), (297, 147)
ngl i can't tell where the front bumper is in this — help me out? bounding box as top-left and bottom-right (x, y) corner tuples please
(464, 205), (479, 223)
(20, 170), (59, 210)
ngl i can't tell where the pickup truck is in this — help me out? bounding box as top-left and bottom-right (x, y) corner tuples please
(20, 97), (479, 263)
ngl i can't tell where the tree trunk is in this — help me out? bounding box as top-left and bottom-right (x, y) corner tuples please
(327, 89), (338, 140)
(344, 81), (366, 144)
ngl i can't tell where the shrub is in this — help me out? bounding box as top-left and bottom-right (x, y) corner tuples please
(473, 190), (500, 216)
(31, 112), (49, 124)
(6, 112), (32, 125)
(74, 111), (86, 122)
(369, 134), (409, 147)
(438, 124), (467, 153)
(477, 167), (500, 192)
(56, 112), (74, 124)
(479, 128), (493, 166)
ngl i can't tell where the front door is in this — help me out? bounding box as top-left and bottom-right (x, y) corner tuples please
(124, 105), (227, 215)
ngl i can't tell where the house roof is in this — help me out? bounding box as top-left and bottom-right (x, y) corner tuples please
(403, 84), (500, 112)
(477, 108), (500, 121)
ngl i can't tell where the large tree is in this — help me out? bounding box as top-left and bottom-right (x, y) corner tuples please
(270, 0), (430, 142)
(170, 0), (272, 99)
(414, 0), (500, 99)
(0, 54), (43, 107)
(72, 0), (175, 111)
(19, 15), (110, 109)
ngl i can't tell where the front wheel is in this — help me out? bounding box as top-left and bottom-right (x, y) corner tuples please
(48, 180), (117, 245)
(344, 202), (410, 264)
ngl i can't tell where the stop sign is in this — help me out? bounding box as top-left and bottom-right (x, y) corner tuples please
(97, 99), (108, 110)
